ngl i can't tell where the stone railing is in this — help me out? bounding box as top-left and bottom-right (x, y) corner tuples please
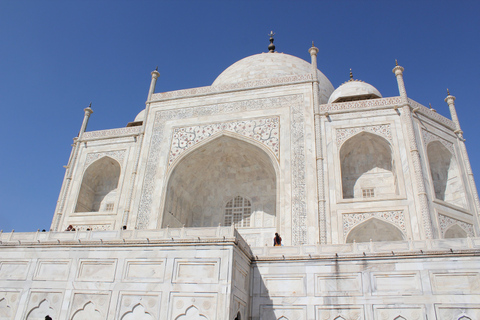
(0, 226), (252, 255)
(251, 237), (480, 260)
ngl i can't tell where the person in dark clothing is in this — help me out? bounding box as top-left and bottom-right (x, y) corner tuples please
(45, 316), (52, 320)
(273, 232), (282, 246)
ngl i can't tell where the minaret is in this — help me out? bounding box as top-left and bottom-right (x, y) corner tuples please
(52, 103), (94, 231)
(78, 103), (93, 140)
(309, 42), (326, 244)
(393, 61), (434, 239)
(125, 67), (160, 229)
(444, 90), (480, 227)
(445, 89), (463, 137)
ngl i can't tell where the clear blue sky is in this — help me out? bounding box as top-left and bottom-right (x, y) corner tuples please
(1, 1), (479, 232)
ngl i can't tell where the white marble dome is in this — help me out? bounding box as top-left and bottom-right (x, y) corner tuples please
(213, 52), (334, 103)
(328, 79), (382, 103)
(134, 109), (145, 122)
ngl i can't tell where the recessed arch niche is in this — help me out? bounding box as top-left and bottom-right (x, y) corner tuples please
(162, 134), (277, 228)
(75, 156), (121, 212)
(340, 132), (397, 199)
(346, 218), (405, 243)
(427, 141), (466, 208)
(444, 224), (468, 239)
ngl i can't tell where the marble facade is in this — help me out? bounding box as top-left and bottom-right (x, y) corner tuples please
(1, 44), (480, 319)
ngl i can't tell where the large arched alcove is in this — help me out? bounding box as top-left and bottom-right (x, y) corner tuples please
(162, 135), (277, 228)
(427, 141), (466, 208)
(75, 157), (121, 212)
(346, 218), (404, 243)
(340, 132), (397, 199)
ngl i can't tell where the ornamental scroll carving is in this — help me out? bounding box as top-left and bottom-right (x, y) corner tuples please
(342, 211), (406, 239)
(336, 124), (392, 147)
(422, 130), (455, 155)
(319, 96), (402, 113)
(136, 94), (307, 244)
(151, 74), (313, 101)
(168, 117), (279, 167)
(438, 214), (474, 237)
(82, 126), (141, 140)
(85, 150), (126, 167)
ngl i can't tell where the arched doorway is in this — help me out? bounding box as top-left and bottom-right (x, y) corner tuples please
(162, 135), (277, 229)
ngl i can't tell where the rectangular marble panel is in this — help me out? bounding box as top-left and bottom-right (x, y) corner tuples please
(315, 273), (363, 296)
(261, 275), (306, 297)
(34, 260), (70, 281)
(373, 305), (425, 320)
(431, 271), (480, 294)
(123, 260), (165, 282)
(316, 305), (364, 320)
(76, 259), (117, 282)
(260, 305), (306, 320)
(0, 290), (21, 319)
(0, 261), (29, 280)
(435, 304), (480, 320)
(371, 272), (422, 295)
(233, 262), (248, 293)
(173, 259), (219, 283)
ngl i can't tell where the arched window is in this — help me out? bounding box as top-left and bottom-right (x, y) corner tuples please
(340, 132), (397, 199)
(346, 218), (404, 243)
(427, 141), (466, 208)
(225, 196), (252, 227)
(75, 157), (120, 212)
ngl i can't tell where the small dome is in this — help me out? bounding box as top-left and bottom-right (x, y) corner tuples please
(328, 79), (382, 104)
(212, 52), (334, 104)
(134, 109), (145, 122)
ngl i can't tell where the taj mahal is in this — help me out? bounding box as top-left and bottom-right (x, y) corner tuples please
(1, 35), (480, 319)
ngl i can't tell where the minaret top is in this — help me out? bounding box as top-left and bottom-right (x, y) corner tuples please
(349, 68), (353, 81)
(268, 31), (275, 53)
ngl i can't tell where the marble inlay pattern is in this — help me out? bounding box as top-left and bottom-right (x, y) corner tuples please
(438, 214), (474, 237)
(85, 150), (126, 167)
(343, 211), (406, 239)
(168, 117), (279, 166)
(319, 96), (402, 113)
(422, 130), (455, 155)
(136, 94), (307, 244)
(336, 124), (392, 147)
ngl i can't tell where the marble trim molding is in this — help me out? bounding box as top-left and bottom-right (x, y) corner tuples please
(342, 211), (406, 240)
(336, 124), (392, 147)
(168, 116), (280, 167)
(319, 96), (402, 113)
(136, 94), (308, 244)
(438, 214), (474, 238)
(82, 127), (141, 140)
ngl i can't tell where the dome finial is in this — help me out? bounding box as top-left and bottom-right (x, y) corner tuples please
(447, 88), (450, 96)
(268, 31), (276, 53)
(349, 68), (353, 81)
(311, 41), (314, 47)
(395, 59), (398, 66)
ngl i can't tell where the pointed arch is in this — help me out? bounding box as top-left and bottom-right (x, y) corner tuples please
(340, 131), (397, 199)
(26, 299), (54, 319)
(427, 141), (466, 208)
(444, 224), (468, 239)
(394, 316), (406, 320)
(234, 311), (241, 320)
(346, 217), (405, 243)
(458, 316), (472, 320)
(75, 156), (121, 212)
(162, 134), (277, 229)
(175, 305), (207, 320)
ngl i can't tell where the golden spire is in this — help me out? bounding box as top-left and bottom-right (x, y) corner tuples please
(395, 59), (398, 66)
(349, 68), (353, 81)
(447, 88), (450, 96)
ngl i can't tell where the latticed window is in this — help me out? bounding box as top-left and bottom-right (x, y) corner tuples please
(105, 203), (114, 211)
(362, 188), (375, 198)
(224, 196), (251, 227)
